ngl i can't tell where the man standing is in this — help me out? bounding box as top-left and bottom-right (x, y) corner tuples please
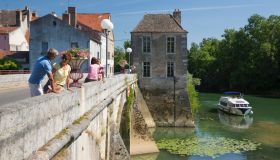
(28, 48), (59, 97)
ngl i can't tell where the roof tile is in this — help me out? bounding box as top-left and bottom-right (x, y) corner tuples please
(0, 27), (17, 34)
(77, 13), (110, 32)
(132, 14), (186, 33)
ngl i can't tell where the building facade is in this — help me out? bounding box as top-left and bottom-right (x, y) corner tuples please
(30, 7), (114, 76)
(0, 7), (31, 52)
(131, 9), (193, 126)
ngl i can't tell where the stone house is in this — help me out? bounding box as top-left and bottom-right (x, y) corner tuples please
(30, 7), (114, 76)
(0, 6), (31, 52)
(131, 9), (193, 126)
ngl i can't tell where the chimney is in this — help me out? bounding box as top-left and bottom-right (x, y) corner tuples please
(68, 7), (76, 27)
(15, 10), (22, 27)
(62, 13), (70, 25)
(173, 9), (181, 25)
(31, 11), (36, 18)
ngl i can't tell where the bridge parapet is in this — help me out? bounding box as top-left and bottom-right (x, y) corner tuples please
(0, 74), (137, 160)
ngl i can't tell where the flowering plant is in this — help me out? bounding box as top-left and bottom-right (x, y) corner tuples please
(61, 48), (89, 59)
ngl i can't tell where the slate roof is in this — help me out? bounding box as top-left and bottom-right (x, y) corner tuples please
(32, 14), (101, 43)
(132, 14), (187, 33)
(0, 10), (17, 26)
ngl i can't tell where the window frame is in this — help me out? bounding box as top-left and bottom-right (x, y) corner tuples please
(142, 61), (151, 78)
(166, 36), (176, 54)
(71, 42), (79, 48)
(167, 61), (175, 77)
(41, 42), (48, 55)
(142, 36), (151, 53)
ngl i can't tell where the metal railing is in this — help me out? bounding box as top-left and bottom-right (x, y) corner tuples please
(0, 70), (30, 75)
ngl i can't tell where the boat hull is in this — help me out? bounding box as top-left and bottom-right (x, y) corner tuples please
(218, 104), (252, 116)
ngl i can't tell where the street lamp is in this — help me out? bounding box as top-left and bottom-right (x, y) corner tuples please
(126, 47), (132, 73)
(101, 19), (114, 77)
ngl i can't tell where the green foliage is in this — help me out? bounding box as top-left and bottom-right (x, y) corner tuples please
(114, 47), (126, 72)
(188, 14), (280, 92)
(123, 40), (131, 49)
(114, 40), (132, 72)
(0, 57), (21, 70)
(186, 73), (200, 114)
(120, 85), (134, 149)
(157, 137), (261, 158)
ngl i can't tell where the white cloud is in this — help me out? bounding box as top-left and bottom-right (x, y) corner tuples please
(116, 4), (262, 16)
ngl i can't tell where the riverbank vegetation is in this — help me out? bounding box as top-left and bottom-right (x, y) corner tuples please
(187, 73), (200, 114)
(188, 14), (280, 95)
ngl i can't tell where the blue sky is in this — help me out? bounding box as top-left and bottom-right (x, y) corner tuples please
(1, 0), (280, 48)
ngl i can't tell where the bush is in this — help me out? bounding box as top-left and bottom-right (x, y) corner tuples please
(0, 57), (21, 70)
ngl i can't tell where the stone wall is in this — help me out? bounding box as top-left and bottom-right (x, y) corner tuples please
(0, 74), (137, 160)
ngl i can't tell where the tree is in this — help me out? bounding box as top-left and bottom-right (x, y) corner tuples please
(114, 47), (126, 73)
(187, 14), (280, 92)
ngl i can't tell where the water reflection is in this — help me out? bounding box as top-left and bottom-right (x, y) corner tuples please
(218, 110), (253, 129)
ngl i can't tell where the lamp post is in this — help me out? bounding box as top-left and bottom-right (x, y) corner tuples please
(126, 47), (132, 73)
(101, 19), (114, 77)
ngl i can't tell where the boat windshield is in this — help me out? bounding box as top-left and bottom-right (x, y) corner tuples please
(235, 104), (248, 107)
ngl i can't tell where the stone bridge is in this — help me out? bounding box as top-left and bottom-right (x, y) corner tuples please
(0, 74), (157, 160)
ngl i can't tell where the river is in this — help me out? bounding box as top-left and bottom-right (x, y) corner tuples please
(132, 93), (280, 160)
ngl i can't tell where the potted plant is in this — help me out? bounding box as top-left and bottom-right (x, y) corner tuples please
(61, 48), (89, 87)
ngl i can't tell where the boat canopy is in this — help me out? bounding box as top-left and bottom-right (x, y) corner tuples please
(224, 91), (241, 95)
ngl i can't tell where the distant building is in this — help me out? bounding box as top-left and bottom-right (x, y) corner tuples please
(0, 7), (35, 69)
(0, 6), (31, 52)
(30, 7), (114, 76)
(77, 13), (114, 75)
(131, 9), (192, 126)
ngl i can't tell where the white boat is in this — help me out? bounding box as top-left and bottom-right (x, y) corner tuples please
(217, 92), (253, 116)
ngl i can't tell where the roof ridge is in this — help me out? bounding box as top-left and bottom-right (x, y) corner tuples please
(132, 13), (187, 33)
(77, 13), (110, 15)
(169, 14), (186, 32)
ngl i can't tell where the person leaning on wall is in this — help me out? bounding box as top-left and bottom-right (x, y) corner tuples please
(28, 48), (59, 97)
(43, 52), (72, 93)
(84, 57), (101, 83)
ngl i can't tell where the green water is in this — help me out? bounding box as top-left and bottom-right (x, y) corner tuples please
(132, 93), (280, 160)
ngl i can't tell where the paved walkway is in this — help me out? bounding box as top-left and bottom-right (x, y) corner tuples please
(0, 83), (28, 93)
(0, 82), (29, 106)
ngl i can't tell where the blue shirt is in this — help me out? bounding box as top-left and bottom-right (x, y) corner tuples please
(28, 56), (52, 84)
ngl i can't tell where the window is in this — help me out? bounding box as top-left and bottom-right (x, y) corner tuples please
(107, 52), (111, 59)
(71, 42), (79, 48)
(41, 42), (48, 55)
(142, 36), (151, 53)
(97, 52), (100, 59)
(143, 62), (150, 77)
(167, 62), (174, 77)
(167, 37), (175, 53)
